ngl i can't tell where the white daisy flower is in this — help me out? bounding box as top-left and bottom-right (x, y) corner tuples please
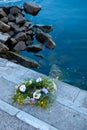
(19, 84), (26, 92)
(33, 90), (41, 99)
(36, 77), (42, 82)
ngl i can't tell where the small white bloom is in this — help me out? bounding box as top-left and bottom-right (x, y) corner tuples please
(19, 84), (26, 92)
(33, 90), (41, 99)
(36, 77), (42, 82)
(29, 80), (32, 85)
(53, 82), (57, 90)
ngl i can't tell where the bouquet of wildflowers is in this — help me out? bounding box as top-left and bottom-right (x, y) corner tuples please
(12, 77), (57, 109)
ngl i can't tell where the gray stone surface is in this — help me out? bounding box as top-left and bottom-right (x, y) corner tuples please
(0, 109), (38, 130)
(56, 80), (80, 102)
(12, 101), (87, 130)
(0, 57), (8, 66)
(74, 90), (87, 108)
(0, 100), (19, 116)
(0, 57), (87, 130)
(17, 111), (58, 130)
(0, 61), (29, 83)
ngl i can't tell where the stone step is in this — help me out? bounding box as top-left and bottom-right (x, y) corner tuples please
(0, 57), (87, 130)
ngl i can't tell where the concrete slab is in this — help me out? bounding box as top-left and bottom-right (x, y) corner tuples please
(13, 101), (87, 130)
(0, 61), (29, 83)
(0, 77), (15, 103)
(0, 109), (38, 130)
(17, 111), (58, 130)
(0, 100), (19, 116)
(0, 58), (87, 130)
(0, 58), (8, 67)
(56, 80), (80, 102)
(74, 90), (87, 109)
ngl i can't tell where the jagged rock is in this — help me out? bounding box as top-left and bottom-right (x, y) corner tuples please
(0, 8), (7, 18)
(0, 42), (9, 53)
(0, 6), (10, 15)
(36, 29), (56, 49)
(16, 15), (26, 25)
(24, 21), (31, 28)
(26, 30), (33, 35)
(17, 12), (25, 17)
(8, 22), (19, 31)
(9, 38), (17, 45)
(27, 44), (43, 53)
(0, 32), (10, 43)
(4, 38), (17, 50)
(13, 32), (27, 42)
(10, 6), (22, 16)
(0, 21), (10, 32)
(7, 14), (15, 22)
(14, 26), (26, 33)
(24, 2), (41, 16)
(0, 4), (56, 69)
(34, 24), (53, 33)
(49, 64), (63, 79)
(8, 30), (15, 37)
(14, 41), (26, 51)
(7, 51), (40, 68)
(1, 17), (8, 23)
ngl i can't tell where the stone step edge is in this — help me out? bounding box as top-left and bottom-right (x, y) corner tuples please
(57, 97), (87, 117)
(0, 99), (59, 130)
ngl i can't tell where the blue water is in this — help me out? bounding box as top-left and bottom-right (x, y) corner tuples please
(1, 0), (87, 90)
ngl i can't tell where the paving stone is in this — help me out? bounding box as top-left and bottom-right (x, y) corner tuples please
(0, 61), (29, 83)
(74, 90), (87, 109)
(0, 77), (15, 103)
(56, 80), (80, 102)
(17, 111), (58, 130)
(23, 69), (45, 80)
(0, 57), (8, 67)
(13, 101), (87, 130)
(0, 100), (19, 116)
(0, 109), (38, 130)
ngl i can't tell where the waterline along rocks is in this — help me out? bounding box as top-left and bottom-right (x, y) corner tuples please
(0, 2), (56, 68)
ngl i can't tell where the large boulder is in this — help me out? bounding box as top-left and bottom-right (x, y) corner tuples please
(0, 32), (10, 43)
(8, 22), (19, 31)
(14, 41), (26, 51)
(7, 14), (16, 22)
(7, 51), (40, 68)
(0, 8), (7, 18)
(13, 32), (27, 42)
(0, 21), (10, 32)
(1, 17), (8, 23)
(24, 2), (41, 16)
(14, 26), (26, 33)
(0, 6), (11, 15)
(34, 24), (53, 33)
(36, 29), (56, 49)
(16, 15), (26, 25)
(10, 6), (22, 16)
(0, 42), (9, 53)
(27, 44), (43, 53)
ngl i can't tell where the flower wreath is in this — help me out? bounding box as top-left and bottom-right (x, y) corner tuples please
(12, 77), (57, 109)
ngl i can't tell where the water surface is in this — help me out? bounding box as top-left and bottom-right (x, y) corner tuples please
(1, 0), (87, 90)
